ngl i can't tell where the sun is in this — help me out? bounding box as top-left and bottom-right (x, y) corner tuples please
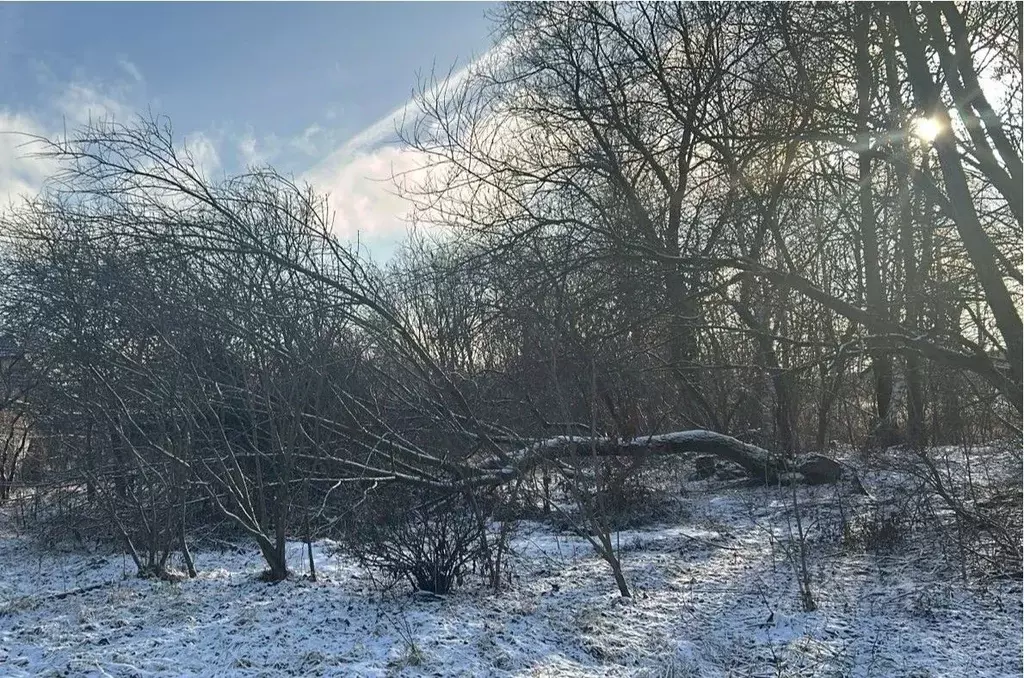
(912, 116), (943, 144)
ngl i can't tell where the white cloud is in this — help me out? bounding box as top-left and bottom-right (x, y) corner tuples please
(235, 127), (288, 169)
(117, 57), (144, 85)
(0, 75), (223, 211)
(303, 39), (512, 246)
(304, 144), (428, 240)
(236, 123), (345, 172)
(182, 131), (221, 176)
(0, 111), (55, 210)
(290, 124), (324, 157)
(56, 82), (133, 126)
(0, 78), (140, 211)
(237, 130), (264, 167)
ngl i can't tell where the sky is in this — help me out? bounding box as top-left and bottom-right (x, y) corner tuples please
(0, 1), (499, 256)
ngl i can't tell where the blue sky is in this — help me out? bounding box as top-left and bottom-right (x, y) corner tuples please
(0, 2), (499, 253)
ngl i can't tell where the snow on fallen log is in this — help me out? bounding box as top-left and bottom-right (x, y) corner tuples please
(499, 430), (788, 482)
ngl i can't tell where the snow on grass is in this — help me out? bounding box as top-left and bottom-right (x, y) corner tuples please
(0, 478), (1020, 677)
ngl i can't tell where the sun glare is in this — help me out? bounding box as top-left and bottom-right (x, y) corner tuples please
(912, 116), (942, 144)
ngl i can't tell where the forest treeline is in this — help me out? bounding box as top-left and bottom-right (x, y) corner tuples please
(0, 2), (1019, 588)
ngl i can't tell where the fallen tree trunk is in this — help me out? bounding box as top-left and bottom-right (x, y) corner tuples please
(490, 430), (789, 483)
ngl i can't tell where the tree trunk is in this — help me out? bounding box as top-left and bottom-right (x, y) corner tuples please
(903, 155), (931, 448)
(256, 535), (288, 582)
(882, 18), (929, 448)
(856, 6), (894, 424)
(507, 430), (789, 483)
(180, 492), (197, 578)
(597, 531), (630, 597)
(816, 351), (848, 452)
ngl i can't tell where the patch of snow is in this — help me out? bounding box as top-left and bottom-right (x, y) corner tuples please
(0, 473), (1020, 676)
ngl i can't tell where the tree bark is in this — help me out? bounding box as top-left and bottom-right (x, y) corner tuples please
(255, 534), (288, 582)
(506, 430), (789, 483)
(856, 6), (894, 424)
(884, 15), (928, 448)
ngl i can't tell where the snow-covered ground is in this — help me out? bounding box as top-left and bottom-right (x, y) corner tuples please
(1, 474), (1020, 677)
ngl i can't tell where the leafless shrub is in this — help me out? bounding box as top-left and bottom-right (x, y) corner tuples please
(911, 441), (1023, 578)
(340, 488), (498, 595)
